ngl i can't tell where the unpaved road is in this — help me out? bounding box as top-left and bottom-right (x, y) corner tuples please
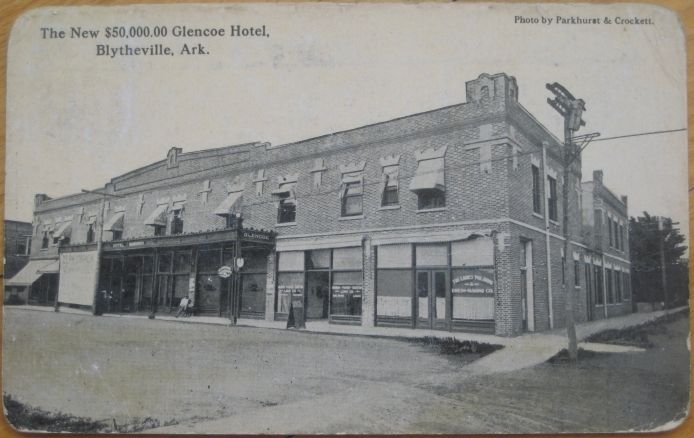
(2, 308), (690, 433)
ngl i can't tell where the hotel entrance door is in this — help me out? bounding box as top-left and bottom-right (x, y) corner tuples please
(416, 270), (448, 329)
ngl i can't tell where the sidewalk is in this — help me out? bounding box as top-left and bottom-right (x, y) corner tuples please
(466, 306), (688, 375)
(9, 304), (686, 361)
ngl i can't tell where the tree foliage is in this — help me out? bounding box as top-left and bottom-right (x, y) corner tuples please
(629, 212), (688, 306)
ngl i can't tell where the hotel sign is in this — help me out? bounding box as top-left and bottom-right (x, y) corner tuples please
(241, 230), (273, 242)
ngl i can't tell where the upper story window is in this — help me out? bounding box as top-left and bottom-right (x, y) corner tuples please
(341, 173), (363, 217)
(41, 231), (50, 249)
(214, 186), (244, 227)
(547, 176), (558, 221)
(417, 189), (445, 210)
(104, 211), (125, 241)
(145, 203), (169, 236)
(272, 181), (297, 224)
(16, 237), (30, 256)
(53, 221), (72, 246)
(381, 165), (399, 207)
(170, 206), (184, 235)
(608, 215), (614, 247)
(531, 165), (542, 214)
(86, 223), (95, 243)
(410, 147), (447, 211)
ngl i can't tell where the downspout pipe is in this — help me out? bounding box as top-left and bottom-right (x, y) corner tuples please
(542, 141), (554, 329)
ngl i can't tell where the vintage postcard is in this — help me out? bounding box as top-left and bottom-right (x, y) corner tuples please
(2, 2), (690, 434)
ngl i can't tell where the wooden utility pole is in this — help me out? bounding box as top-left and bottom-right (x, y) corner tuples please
(546, 82), (598, 361)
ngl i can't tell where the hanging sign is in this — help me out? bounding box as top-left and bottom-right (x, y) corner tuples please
(218, 265), (232, 278)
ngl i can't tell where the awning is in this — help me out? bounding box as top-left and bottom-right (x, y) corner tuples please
(5, 259), (57, 286)
(144, 204), (168, 226)
(54, 221), (72, 239)
(38, 259), (60, 274)
(213, 191), (243, 216)
(271, 182), (296, 198)
(276, 234), (364, 252)
(371, 229), (491, 246)
(382, 166), (399, 189)
(104, 212), (125, 231)
(409, 158), (445, 192)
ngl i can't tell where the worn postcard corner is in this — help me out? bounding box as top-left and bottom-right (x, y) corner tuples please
(2, 1), (690, 435)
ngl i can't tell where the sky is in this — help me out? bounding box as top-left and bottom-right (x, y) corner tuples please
(5, 3), (688, 241)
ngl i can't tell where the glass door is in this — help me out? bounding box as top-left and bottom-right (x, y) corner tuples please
(416, 270), (448, 329)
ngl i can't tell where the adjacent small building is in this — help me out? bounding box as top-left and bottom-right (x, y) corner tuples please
(5, 73), (632, 336)
(3, 220), (33, 304)
(581, 170), (632, 318)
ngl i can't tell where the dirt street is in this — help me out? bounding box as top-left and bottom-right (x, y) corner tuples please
(2, 308), (689, 433)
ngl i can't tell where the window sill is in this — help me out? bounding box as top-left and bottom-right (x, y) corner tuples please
(339, 215), (365, 221)
(416, 207), (446, 213)
(378, 205), (400, 211)
(275, 222), (297, 227)
(532, 212), (543, 219)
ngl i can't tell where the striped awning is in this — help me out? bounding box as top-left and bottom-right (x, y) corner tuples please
(104, 212), (125, 231)
(54, 221), (72, 239)
(213, 191), (243, 216)
(144, 204), (168, 226)
(5, 259), (57, 286)
(409, 158), (445, 192)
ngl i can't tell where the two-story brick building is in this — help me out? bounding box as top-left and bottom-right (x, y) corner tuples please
(6, 73), (631, 336)
(580, 170), (632, 319)
(3, 220), (33, 304)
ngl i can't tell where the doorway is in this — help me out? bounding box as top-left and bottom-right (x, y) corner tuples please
(416, 270), (447, 329)
(306, 271), (329, 319)
(521, 240), (535, 332)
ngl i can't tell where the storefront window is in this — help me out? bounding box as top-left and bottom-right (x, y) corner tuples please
(197, 250), (220, 273)
(416, 244), (447, 266)
(143, 256), (154, 273)
(376, 269), (413, 318)
(140, 275), (153, 310)
(306, 249), (330, 269)
(331, 271), (362, 316)
(278, 251), (304, 272)
(241, 273), (266, 317)
(158, 253), (172, 272)
(376, 244), (413, 324)
(377, 244), (412, 268)
(451, 238), (495, 322)
(196, 274), (222, 313)
(452, 237), (494, 266)
(332, 247), (362, 270)
(174, 252), (191, 272)
(277, 272), (303, 314)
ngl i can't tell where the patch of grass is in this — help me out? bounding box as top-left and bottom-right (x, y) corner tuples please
(409, 336), (502, 356)
(585, 309), (688, 349)
(3, 394), (182, 433)
(547, 348), (605, 364)
(3, 394), (107, 433)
